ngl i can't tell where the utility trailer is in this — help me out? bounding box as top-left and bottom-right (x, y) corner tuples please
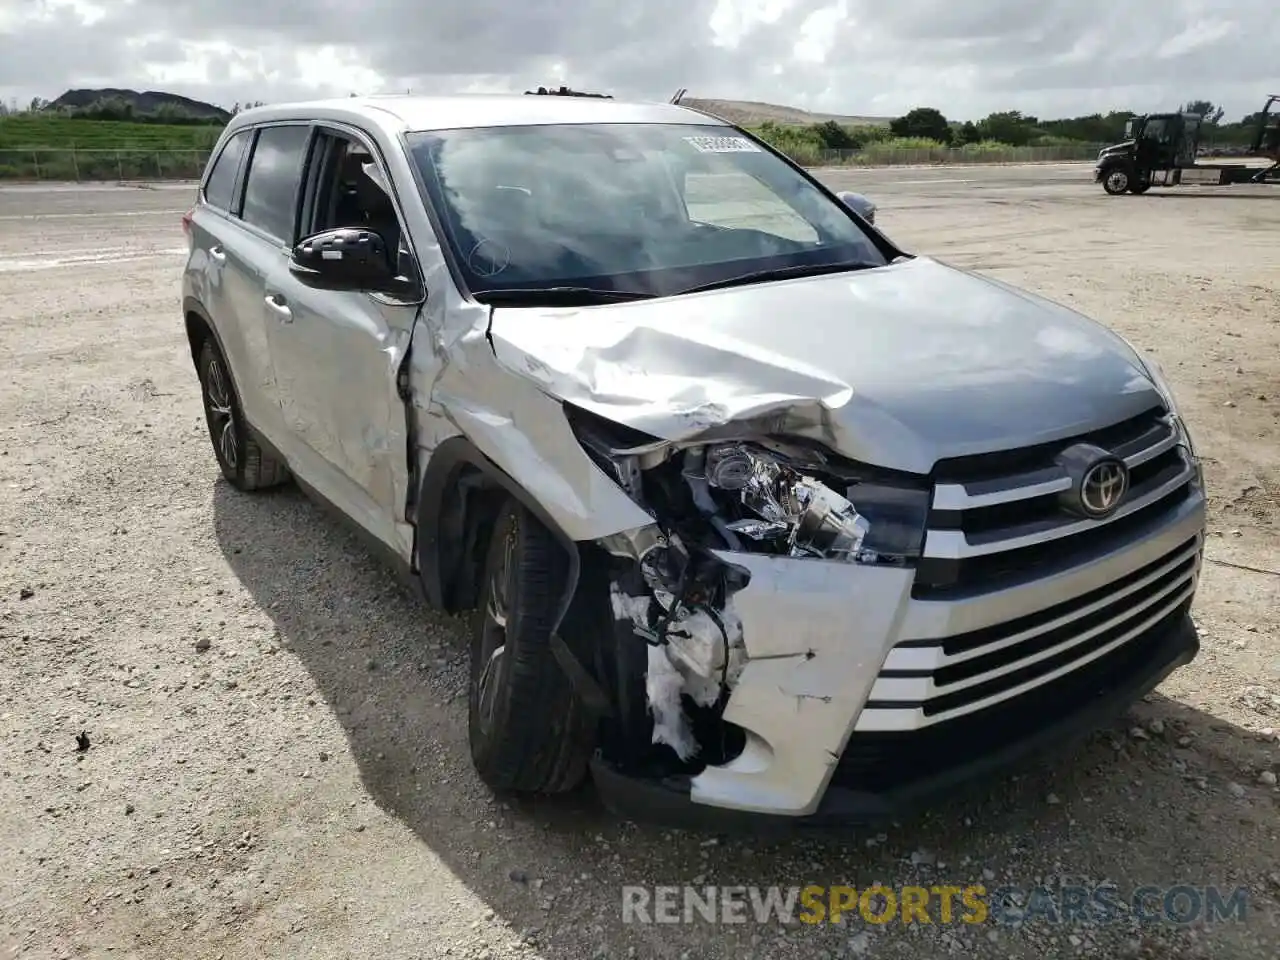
(1094, 95), (1280, 195)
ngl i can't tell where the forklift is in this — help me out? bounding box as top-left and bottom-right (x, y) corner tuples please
(1094, 95), (1279, 194)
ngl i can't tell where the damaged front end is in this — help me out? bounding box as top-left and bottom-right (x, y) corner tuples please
(570, 405), (930, 779)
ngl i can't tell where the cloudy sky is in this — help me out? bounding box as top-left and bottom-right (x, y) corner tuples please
(0, 0), (1272, 121)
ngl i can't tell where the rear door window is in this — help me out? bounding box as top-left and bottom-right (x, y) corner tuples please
(203, 129), (250, 211)
(241, 124), (312, 242)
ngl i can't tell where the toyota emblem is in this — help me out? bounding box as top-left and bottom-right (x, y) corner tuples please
(1054, 443), (1131, 520)
(1079, 459), (1129, 517)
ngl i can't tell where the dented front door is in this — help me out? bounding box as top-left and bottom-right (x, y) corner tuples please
(264, 266), (418, 550)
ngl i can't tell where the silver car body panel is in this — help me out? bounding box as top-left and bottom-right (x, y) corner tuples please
(184, 95), (1205, 819)
(184, 208), (289, 444)
(486, 255), (1162, 477)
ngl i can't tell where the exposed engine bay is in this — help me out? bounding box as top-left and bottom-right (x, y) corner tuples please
(570, 407), (922, 771)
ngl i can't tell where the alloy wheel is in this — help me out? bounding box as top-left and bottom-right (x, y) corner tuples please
(476, 518), (516, 734)
(203, 355), (238, 471)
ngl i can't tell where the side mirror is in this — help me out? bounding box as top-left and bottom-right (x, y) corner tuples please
(289, 227), (408, 294)
(836, 190), (876, 225)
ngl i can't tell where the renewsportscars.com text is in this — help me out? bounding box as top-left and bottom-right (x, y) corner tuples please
(621, 884), (1249, 927)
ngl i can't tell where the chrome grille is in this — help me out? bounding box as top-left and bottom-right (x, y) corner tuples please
(913, 406), (1197, 598)
(831, 598), (1193, 792)
(852, 406), (1203, 733)
(855, 536), (1201, 732)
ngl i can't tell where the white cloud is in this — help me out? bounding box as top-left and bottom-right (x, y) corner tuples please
(1157, 19), (1235, 59)
(711, 0), (798, 49)
(793, 1), (848, 65)
(0, 0), (1273, 121)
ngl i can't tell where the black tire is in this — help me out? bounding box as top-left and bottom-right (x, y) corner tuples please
(1129, 179), (1151, 195)
(469, 498), (594, 794)
(1102, 167), (1131, 195)
(196, 338), (290, 491)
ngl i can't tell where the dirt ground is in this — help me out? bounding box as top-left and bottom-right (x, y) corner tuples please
(1, 167), (1278, 960)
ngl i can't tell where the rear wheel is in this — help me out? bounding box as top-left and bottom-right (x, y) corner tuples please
(1129, 178), (1151, 195)
(196, 338), (289, 491)
(1102, 167), (1131, 195)
(469, 499), (594, 794)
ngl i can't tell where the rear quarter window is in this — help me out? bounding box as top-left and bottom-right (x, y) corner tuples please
(203, 129), (251, 211)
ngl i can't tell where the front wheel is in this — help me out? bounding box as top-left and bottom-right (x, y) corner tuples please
(1102, 167), (1131, 195)
(468, 499), (594, 795)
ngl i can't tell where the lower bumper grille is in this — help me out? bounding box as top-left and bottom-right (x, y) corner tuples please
(831, 598), (1193, 793)
(857, 536), (1201, 731)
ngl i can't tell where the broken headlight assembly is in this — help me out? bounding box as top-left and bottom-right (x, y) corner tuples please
(568, 405), (931, 766)
(690, 441), (929, 563)
(567, 403), (930, 565)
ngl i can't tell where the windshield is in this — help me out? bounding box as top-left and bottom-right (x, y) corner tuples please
(405, 123), (887, 299)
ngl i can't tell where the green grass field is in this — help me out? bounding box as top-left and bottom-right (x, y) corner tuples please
(0, 115), (224, 150)
(0, 115), (222, 179)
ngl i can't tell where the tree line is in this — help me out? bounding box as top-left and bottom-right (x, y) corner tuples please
(761, 99), (1267, 155)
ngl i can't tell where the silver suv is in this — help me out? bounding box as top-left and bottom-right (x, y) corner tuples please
(182, 95), (1205, 826)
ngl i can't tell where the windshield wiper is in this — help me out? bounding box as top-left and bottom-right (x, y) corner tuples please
(475, 286), (656, 306)
(674, 260), (877, 296)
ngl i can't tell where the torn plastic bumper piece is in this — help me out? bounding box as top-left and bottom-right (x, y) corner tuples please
(590, 610), (1198, 830)
(682, 550), (916, 815)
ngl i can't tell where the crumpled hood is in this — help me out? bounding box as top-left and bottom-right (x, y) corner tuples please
(487, 256), (1161, 475)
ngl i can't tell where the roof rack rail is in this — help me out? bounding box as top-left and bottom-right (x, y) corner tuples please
(524, 85), (613, 99)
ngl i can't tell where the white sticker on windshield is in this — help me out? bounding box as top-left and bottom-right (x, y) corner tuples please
(682, 135), (761, 154)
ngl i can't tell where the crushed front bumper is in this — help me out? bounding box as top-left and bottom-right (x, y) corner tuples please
(592, 606), (1198, 831)
(593, 477), (1205, 828)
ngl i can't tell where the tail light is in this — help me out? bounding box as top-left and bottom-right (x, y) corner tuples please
(181, 207), (194, 238)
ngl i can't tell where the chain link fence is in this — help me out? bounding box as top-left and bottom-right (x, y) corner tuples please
(799, 143), (1106, 167)
(0, 148), (212, 181)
